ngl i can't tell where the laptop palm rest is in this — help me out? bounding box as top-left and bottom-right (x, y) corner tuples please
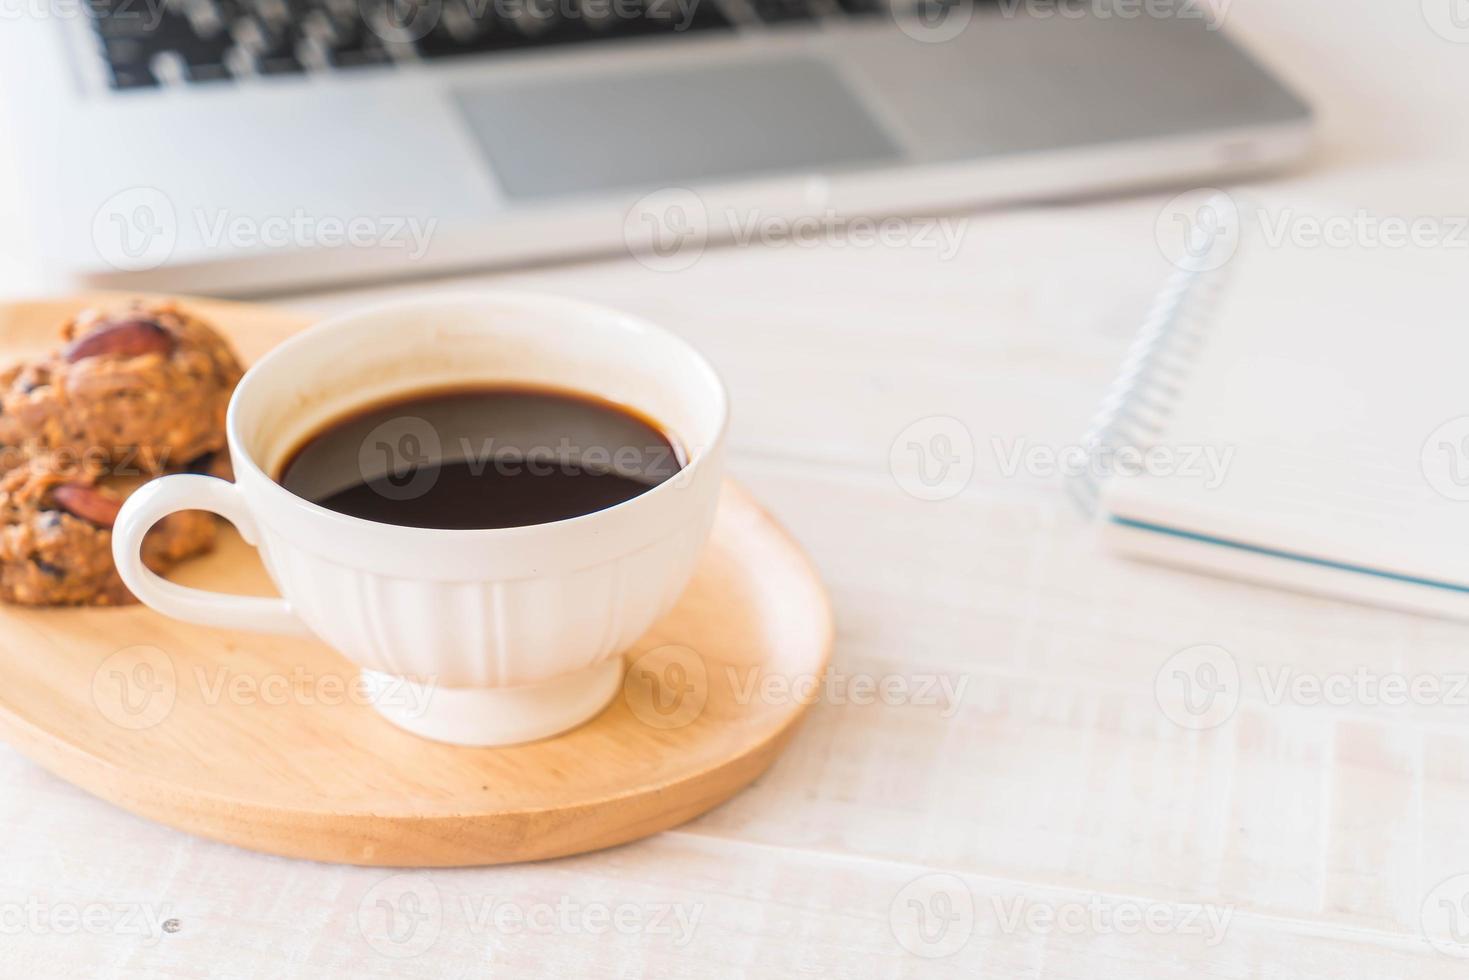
(452, 57), (903, 200)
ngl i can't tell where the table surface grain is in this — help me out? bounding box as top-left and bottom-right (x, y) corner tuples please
(3, 0), (1469, 976)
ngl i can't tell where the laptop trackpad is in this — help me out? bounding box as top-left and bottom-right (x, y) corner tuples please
(452, 57), (902, 200)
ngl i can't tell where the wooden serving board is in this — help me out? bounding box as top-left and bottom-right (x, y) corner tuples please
(0, 295), (833, 866)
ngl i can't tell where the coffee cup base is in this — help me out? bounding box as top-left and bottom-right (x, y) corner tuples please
(361, 657), (624, 747)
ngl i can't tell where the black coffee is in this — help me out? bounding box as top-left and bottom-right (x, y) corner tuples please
(277, 386), (683, 529)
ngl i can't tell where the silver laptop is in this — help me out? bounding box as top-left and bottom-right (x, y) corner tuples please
(1, 0), (1312, 294)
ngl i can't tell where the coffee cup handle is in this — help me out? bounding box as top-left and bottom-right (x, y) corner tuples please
(112, 475), (310, 635)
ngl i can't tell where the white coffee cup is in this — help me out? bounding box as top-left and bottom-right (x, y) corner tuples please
(112, 292), (728, 746)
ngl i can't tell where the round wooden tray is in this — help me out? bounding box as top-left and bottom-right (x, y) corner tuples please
(0, 296), (832, 866)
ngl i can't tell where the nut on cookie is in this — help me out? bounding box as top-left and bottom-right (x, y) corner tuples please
(0, 456), (216, 607)
(0, 300), (243, 477)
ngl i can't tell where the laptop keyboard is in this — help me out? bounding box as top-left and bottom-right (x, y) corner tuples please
(85, 0), (886, 90)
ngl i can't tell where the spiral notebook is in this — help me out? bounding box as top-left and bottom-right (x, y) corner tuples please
(1072, 199), (1469, 618)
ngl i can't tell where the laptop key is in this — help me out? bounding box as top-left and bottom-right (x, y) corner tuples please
(184, 59), (235, 81)
(174, 29), (237, 78)
(747, 0), (816, 21)
(256, 53), (306, 73)
(231, 16), (306, 73)
(99, 26), (168, 88)
(832, 0), (886, 14)
(106, 61), (161, 89)
(501, 0), (566, 38)
(330, 40), (395, 67)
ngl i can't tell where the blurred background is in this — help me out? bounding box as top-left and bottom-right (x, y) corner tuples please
(0, 0), (1345, 296)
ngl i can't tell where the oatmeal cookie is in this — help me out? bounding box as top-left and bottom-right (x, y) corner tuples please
(0, 301), (243, 476)
(0, 457), (217, 606)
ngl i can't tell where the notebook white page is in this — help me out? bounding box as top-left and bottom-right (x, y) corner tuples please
(1100, 202), (1469, 590)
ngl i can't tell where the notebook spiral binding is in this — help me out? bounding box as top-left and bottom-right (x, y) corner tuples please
(1066, 198), (1241, 516)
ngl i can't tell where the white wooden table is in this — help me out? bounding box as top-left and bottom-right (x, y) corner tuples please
(5, 1), (1469, 975)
